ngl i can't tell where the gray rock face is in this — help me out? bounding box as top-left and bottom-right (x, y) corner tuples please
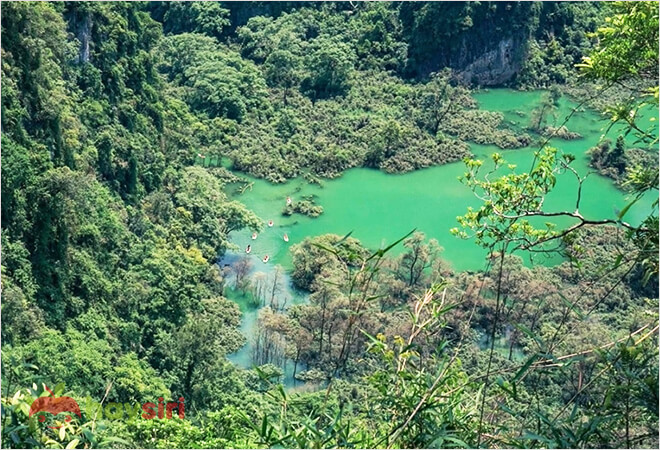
(76, 13), (92, 64)
(455, 37), (523, 86)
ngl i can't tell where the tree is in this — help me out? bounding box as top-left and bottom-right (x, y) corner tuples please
(530, 86), (561, 131)
(158, 33), (268, 121)
(153, 1), (231, 39)
(232, 257), (253, 294)
(169, 166), (262, 259)
(250, 271), (268, 307)
(0, 1), (75, 147)
(4, 329), (169, 403)
(579, 1), (659, 130)
(609, 135), (626, 172)
(452, 5), (659, 444)
(157, 297), (244, 411)
(264, 49), (302, 104)
(578, 1), (659, 277)
(290, 234), (367, 291)
(399, 232), (441, 287)
(308, 275), (343, 359)
(252, 307), (289, 367)
(416, 70), (464, 136)
(302, 40), (355, 100)
(267, 265), (286, 310)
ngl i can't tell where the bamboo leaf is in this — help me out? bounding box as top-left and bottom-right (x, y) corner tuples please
(512, 354), (538, 383)
(617, 197), (638, 220)
(512, 323), (544, 348)
(522, 431), (552, 444)
(558, 292), (585, 320)
(366, 229), (415, 261)
(333, 231), (353, 246)
(311, 243), (339, 256)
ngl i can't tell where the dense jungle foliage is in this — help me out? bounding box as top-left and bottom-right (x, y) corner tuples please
(1, 1), (658, 449)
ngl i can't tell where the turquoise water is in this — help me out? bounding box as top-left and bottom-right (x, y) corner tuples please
(223, 89), (658, 377)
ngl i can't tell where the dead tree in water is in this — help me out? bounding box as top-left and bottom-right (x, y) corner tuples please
(233, 257), (252, 294)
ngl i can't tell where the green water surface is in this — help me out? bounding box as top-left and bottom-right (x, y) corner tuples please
(223, 89), (657, 377)
(226, 90), (655, 272)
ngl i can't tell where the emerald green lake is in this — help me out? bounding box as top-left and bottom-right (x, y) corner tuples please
(223, 89), (657, 376)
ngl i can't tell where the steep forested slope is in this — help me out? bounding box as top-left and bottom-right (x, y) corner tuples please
(1, 0), (261, 420)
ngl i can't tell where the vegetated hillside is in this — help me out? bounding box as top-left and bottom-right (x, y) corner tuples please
(1, 2), (657, 449)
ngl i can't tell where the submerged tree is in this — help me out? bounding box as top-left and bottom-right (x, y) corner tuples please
(252, 307), (289, 367)
(416, 69), (469, 136)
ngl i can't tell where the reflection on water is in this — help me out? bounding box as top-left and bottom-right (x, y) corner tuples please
(221, 251), (308, 386)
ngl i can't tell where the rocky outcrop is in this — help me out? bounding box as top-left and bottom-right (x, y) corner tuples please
(66, 8), (92, 64)
(455, 37), (523, 86)
(76, 12), (92, 63)
(399, 2), (536, 85)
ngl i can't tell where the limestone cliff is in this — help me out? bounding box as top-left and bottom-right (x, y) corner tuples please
(399, 1), (536, 85)
(455, 36), (525, 85)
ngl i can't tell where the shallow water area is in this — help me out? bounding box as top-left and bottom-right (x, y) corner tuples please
(222, 89), (657, 381)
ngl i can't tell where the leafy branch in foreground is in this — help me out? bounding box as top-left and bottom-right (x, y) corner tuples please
(365, 284), (476, 449)
(1, 379), (127, 449)
(579, 0), (659, 283)
(241, 234), (480, 449)
(453, 148), (647, 255)
(578, 1), (659, 145)
(453, 146), (659, 446)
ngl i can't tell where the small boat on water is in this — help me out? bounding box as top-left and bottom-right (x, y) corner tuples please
(286, 196), (292, 205)
(267, 220), (274, 227)
(252, 232), (258, 240)
(245, 245), (251, 254)
(262, 255), (269, 263)
(283, 233), (289, 242)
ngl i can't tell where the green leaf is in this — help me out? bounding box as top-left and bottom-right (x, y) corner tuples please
(277, 384), (287, 402)
(360, 330), (384, 346)
(521, 431), (552, 444)
(558, 292), (585, 320)
(311, 242), (339, 256)
(98, 437), (132, 447)
(512, 354), (538, 384)
(617, 197), (639, 220)
(333, 231), (353, 246)
(21, 363), (39, 371)
(443, 436), (469, 448)
(366, 229), (415, 261)
(512, 323), (544, 348)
